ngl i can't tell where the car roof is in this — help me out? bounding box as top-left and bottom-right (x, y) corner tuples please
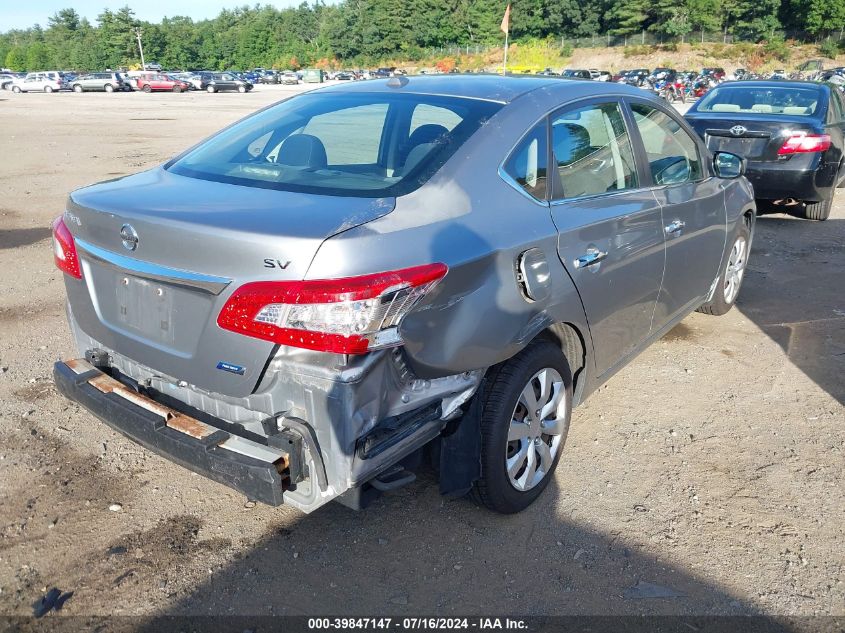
(315, 74), (644, 104)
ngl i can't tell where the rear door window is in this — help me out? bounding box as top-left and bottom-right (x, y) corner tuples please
(631, 103), (703, 185)
(550, 102), (638, 200)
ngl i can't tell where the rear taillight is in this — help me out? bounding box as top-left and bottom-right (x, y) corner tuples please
(52, 216), (81, 279)
(778, 133), (831, 156)
(217, 263), (448, 354)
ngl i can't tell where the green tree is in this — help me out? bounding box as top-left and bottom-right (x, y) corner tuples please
(605, 0), (652, 35)
(800, 0), (845, 35)
(97, 6), (140, 68)
(25, 42), (49, 70)
(5, 46), (27, 71)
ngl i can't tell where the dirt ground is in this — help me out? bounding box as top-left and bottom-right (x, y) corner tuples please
(0, 84), (843, 624)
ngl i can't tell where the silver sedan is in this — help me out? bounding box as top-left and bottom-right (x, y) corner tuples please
(52, 76), (755, 514)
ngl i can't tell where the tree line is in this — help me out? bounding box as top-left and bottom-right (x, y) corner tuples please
(1, 0), (843, 72)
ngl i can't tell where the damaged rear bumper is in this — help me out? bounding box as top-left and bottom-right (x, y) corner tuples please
(53, 359), (292, 506)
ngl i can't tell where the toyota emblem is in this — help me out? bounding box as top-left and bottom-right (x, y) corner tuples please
(120, 224), (139, 251)
(730, 125), (747, 137)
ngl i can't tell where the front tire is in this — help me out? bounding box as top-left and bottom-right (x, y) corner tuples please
(104, 84), (114, 93)
(472, 339), (572, 514)
(73, 84), (83, 93)
(697, 224), (750, 316)
(172, 85), (182, 93)
(206, 85), (215, 93)
(12, 85), (21, 93)
(238, 85), (247, 93)
(44, 86), (54, 93)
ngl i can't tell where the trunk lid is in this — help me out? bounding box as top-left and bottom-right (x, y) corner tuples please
(685, 113), (820, 162)
(65, 167), (394, 397)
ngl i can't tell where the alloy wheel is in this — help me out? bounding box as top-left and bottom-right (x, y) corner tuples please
(505, 368), (568, 492)
(723, 236), (747, 303)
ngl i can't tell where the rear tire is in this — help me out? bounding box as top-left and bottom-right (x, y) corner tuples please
(802, 195), (832, 221)
(697, 223), (751, 316)
(142, 84), (152, 93)
(12, 85), (21, 93)
(472, 339), (572, 514)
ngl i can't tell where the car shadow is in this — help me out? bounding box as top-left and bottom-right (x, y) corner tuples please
(736, 215), (845, 405)
(0, 226), (52, 249)
(130, 475), (796, 627)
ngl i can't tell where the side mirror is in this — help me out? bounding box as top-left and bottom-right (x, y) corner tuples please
(713, 151), (746, 179)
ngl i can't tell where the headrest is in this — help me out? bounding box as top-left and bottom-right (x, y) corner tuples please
(276, 134), (328, 168)
(711, 103), (741, 112)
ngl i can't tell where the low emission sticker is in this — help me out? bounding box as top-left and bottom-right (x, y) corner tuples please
(216, 361), (246, 376)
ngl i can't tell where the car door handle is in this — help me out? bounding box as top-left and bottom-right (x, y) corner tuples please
(664, 220), (686, 234)
(574, 249), (608, 269)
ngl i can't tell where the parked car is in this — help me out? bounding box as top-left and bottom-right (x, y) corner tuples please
(258, 71), (280, 84)
(70, 72), (129, 93)
(188, 71), (213, 90)
(11, 71), (65, 93)
(685, 80), (845, 220)
(0, 73), (19, 90)
(561, 69), (592, 79)
(136, 73), (190, 93)
(206, 72), (253, 93)
(701, 67), (726, 81)
(649, 67), (675, 82)
(622, 69), (649, 86)
(52, 76), (754, 515)
(279, 71), (300, 85)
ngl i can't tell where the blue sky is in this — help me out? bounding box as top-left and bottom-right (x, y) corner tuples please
(4, 1), (321, 29)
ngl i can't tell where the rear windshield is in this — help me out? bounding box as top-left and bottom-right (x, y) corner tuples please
(167, 91), (501, 197)
(696, 85), (823, 116)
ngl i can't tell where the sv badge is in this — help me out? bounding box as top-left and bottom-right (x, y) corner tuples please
(263, 258), (291, 269)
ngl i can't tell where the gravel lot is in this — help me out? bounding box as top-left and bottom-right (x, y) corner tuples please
(0, 83), (843, 622)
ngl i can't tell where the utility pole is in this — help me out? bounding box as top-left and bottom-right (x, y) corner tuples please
(134, 27), (146, 70)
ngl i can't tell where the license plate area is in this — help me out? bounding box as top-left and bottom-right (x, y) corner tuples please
(707, 136), (768, 159)
(84, 260), (212, 355)
(116, 275), (176, 344)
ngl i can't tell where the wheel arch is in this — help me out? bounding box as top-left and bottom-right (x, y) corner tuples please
(515, 321), (589, 407)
